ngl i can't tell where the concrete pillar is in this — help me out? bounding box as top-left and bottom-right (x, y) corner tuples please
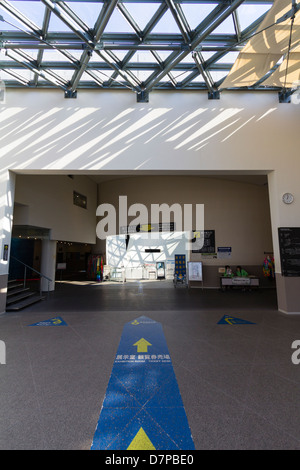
(0, 171), (16, 315)
(40, 240), (57, 292)
(268, 169), (300, 314)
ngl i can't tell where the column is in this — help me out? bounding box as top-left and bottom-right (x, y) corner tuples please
(0, 171), (16, 315)
(268, 169), (300, 314)
(40, 240), (57, 292)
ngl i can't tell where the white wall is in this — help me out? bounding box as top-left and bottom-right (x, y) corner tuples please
(0, 88), (299, 311)
(14, 174), (97, 244)
(0, 89), (298, 176)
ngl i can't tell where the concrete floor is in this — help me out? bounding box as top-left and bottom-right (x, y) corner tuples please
(1, 280), (300, 450)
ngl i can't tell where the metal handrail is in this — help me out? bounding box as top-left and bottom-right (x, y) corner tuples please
(11, 256), (52, 298)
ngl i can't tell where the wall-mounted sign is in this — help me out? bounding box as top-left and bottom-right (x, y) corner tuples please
(217, 247), (232, 259)
(57, 263), (67, 270)
(278, 227), (300, 277)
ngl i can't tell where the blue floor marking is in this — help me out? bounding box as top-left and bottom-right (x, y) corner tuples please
(218, 314), (256, 325)
(91, 315), (195, 450)
(28, 316), (67, 326)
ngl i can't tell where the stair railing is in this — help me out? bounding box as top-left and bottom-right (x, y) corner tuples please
(10, 256), (52, 299)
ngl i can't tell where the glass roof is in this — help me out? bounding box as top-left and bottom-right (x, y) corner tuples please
(0, 0), (279, 99)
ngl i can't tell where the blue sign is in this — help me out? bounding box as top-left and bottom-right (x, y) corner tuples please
(91, 316), (194, 450)
(28, 316), (67, 326)
(218, 315), (255, 325)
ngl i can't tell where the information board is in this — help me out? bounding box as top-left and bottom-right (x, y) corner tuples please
(192, 230), (215, 253)
(188, 261), (203, 281)
(278, 227), (300, 277)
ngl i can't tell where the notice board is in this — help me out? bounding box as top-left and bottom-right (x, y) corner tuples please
(278, 227), (300, 277)
(188, 262), (202, 281)
(192, 230), (215, 253)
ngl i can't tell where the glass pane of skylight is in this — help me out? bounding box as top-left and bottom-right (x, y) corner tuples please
(209, 71), (226, 82)
(52, 69), (74, 81)
(180, 54), (196, 64)
(212, 14), (235, 35)
(48, 12), (74, 32)
(0, 9), (15, 30)
(124, 3), (161, 31)
(181, 3), (218, 30)
(97, 70), (116, 81)
(151, 9), (181, 34)
(10, 1), (45, 29)
(10, 69), (34, 81)
(105, 8), (136, 33)
(171, 70), (191, 81)
(0, 50), (13, 61)
(200, 51), (215, 62)
(215, 51), (239, 64)
(153, 51), (173, 63)
(130, 70), (153, 82)
(65, 1), (102, 29)
(237, 4), (272, 32)
(19, 49), (38, 60)
(0, 6), (34, 31)
(128, 51), (156, 64)
(0, 70), (23, 81)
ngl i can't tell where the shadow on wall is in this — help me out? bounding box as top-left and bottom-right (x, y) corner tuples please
(0, 92), (280, 172)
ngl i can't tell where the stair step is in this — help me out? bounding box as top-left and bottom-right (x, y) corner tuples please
(6, 290), (37, 306)
(6, 294), (45, 311)
(7, 282), (24, 291)
(7, 287), (30, 297)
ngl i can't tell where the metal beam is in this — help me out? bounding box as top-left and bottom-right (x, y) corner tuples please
(165, 0), (190, 44)
(34, 5), (52, 86)
(192, 51), (215, 93)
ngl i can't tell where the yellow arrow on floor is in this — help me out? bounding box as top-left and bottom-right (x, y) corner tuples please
(127, 427), (156, 450)
(133, 338), (152, 353)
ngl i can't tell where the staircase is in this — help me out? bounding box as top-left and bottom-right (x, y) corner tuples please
(6, 280), (45, 312)
(6, 257), (52, 312)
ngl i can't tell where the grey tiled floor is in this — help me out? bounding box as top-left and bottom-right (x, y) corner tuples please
(1, 280), (300, 450)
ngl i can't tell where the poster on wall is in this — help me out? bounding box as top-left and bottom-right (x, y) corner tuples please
(192, 230), (215, 253)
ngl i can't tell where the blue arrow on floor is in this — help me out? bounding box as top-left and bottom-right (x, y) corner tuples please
(91, 315), (195, 450)
(28, 316), (67, 326)
(218, 315), (255, 325)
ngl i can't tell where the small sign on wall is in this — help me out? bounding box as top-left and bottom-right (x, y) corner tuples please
(2, 244), (9, 261)
(57, 263), (67, 270)
(217, 247), (232, 259)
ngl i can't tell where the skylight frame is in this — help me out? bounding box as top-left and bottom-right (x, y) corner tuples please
(0, 0), (280, 98)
